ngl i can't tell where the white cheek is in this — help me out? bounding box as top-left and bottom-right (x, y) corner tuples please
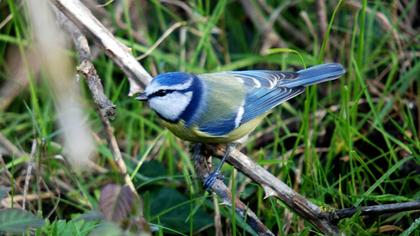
(149, 92), (192, 121)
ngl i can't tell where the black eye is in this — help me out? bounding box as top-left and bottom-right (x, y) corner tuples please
(155, 90), (169, 97)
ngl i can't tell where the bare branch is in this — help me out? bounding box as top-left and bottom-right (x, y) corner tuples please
(50, 0), (152, 95)
(79, 61), (116, 117)
(329, 201), (420, 222)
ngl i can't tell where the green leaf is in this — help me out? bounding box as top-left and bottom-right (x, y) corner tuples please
(0, 208), (45, 233)
(150, 188), (212, 233)
(47, 219), (98, 236)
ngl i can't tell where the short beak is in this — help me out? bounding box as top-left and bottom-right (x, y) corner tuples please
(136, 92), (148, 101)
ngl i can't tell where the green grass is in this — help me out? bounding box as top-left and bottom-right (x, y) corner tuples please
(0, 0), (419, 235)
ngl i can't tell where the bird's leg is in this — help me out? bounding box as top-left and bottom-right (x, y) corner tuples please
(204, 143), (236, 190)
(192, 143), (203, 158)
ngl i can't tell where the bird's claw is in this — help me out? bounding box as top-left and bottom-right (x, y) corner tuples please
(204, 170), (221, 190)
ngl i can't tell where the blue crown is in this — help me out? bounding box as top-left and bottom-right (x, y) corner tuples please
(154, 72), (193, 86)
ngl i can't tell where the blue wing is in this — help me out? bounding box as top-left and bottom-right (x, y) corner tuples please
(229, 71), (304, 125)
(197, 115), (238, 136)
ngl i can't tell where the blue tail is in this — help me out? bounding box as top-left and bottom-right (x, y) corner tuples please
(279, 63), (345, 88)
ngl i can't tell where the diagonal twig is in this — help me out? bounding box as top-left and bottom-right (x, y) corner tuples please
(50, 0), (152, 96)
(193, 144), (274, 236)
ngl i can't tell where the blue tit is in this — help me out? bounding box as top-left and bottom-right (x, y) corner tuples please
(136, 63), (345, 188)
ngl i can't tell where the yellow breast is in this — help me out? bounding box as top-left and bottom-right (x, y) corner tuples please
(161, 116), (265, 143)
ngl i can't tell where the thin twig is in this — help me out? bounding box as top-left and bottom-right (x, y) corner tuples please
(22, 140), (37, 210)
(50, 0), (152, 96)
(78, 60), (116, 117)
(193, 144), (274, 236)
(98, 109), (137, 194)
(329, 201), (420, 222)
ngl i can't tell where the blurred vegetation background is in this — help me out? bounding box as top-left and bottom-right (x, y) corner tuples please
(0, 0), (419, 235)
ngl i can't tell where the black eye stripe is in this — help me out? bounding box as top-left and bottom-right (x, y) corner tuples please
(149, 88), (193, 98)
(150, 89), (173, 98)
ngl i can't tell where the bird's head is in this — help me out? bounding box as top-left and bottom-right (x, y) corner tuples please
(136, 72), (197, 122)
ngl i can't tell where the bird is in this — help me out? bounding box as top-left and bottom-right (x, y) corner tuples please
(136, 63), (345, 189)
